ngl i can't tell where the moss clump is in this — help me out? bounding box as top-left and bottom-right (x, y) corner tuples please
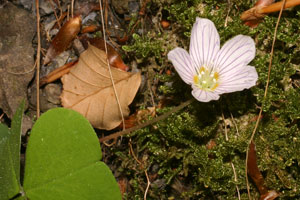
(107, 0), (300, 199)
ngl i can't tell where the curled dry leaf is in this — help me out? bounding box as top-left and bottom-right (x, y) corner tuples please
(241, 0), (300, 27)
(248, 141), (268, 195)
(248, 141), (280, 200)
(241, 0), (274, 27)
(61, 44), (141, 130)
(43, 16), (81, 65)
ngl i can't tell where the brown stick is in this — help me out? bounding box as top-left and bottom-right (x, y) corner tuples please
(40, 61), (78, 87)
(35, 0), (41, 118)
(99, 99), (195, 143)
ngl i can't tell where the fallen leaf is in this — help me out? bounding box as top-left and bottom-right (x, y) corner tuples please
(61, 44), (141, 130)
(248, 141), (280, 199)
(241, 0), (300, 27)
(248, 141), (268, 194)
(241, 0), (274, 27)
(43, 16), (81, 65)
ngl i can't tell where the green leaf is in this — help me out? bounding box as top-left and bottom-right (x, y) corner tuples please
(11, 100), (25, 184)
(23, 108), (121, 200)
(0, 124), (18, 200)
(0, 101), (25, 200)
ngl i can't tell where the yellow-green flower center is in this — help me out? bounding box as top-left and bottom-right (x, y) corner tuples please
(193, 66), (219, 91)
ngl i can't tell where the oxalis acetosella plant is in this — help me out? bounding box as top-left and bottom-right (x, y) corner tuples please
(168, 17), (258, 102)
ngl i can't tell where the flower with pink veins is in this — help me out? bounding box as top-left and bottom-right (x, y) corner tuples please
(168, 18), (258, 102)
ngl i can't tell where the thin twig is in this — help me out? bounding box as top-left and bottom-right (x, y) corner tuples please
(245, 1), (286, 199)
(67, 5), (70, 21)
(224, 0), (232, 27)
(129, 140), (150, 200)
(147, 78), (156, 107)
(230, 112), (239, 136)
(99, 99), (195, 143)
(57, 0), (62, 17)
(221, 112), (229, 141)
(7, 60), (36, 75)
(231, 162), (241, 200)
(35, 0), (41, 119)
(144, 169), (150, 200)
(222, 111), (240, 200)
(71, 0), (74, 18)
(48, 0), (61, 28)
(98, 0), (126, 130)
(0, 113), (4, 121)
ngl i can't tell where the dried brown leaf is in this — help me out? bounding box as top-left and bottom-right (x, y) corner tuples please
(248, 141), (268, 195)
(248, 142), (280, 199)
(241, 0), (274, 27)
(61, 44), (141, 130)
(43, 16), (81, 65)
(241, 0), (300, 27)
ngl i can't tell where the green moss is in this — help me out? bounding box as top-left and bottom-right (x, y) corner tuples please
(111, 0), (300, 199)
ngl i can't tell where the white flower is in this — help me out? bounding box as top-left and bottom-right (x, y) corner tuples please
(168, 18), (258, 102)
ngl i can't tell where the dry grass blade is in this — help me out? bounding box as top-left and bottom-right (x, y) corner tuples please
(61, 44), (141, 130)
(245, 0), (286, 199)
(98, 0), (126, 130)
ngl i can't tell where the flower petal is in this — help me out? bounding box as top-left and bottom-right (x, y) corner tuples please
(189, 18), (220, 68)
(191, 86), (220, 102)
(215, 35), (255, 74)
(217, 65), (258, 93)
(168, 47), (196, 84)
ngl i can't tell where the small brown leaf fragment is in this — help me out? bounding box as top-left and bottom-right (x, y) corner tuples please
(118, 107), (156, 129)
(43, 16), (81, 65)
(61, 44), (141, 130)
(40, 61), (78, 87)
(206, 139), (216, 150)
(161, 20), (170, 29)
(248, 141), (268, 195)
(81, 25), (99, 34)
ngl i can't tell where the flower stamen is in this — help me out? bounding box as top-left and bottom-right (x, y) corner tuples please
(193, 66), (219, 91)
